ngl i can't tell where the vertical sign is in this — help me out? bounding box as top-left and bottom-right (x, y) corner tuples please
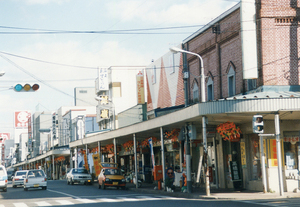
(136, 71), (145, 104)
(92, 154), (101, 177)
(28, 116), (32, 151)
(84, 153), (89, 171)
(240, 142), (246, 168)
(268, 139), (284, 167)
(148, 138), (155, 168)
(14, 111), (31, 128)
(98, 68), (108, 91)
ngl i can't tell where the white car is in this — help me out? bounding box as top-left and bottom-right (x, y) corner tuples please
(24, 169), (47, 191)
(0, 165), (7, 192)
(12, 170), (28, 188)
(66, 168), (92, 185)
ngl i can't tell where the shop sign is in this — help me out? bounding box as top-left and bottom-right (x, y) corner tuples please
(240, 142), (246, 168)
(268, 139), (285, 167)
(92, 154), (101, 177)
(230, 161), (241, 181)
(284, 137), (299, 144)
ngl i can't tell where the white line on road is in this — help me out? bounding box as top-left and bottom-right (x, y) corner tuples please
(47, 189), (80, 199)
(55, 200), (74, 205)
(76, 199), (96, 203)
(13, 203), (28, 207)
(35, 201), (51, 206)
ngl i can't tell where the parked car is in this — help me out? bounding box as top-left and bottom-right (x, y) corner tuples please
(12, 170), (28, 188)
(66, 168), (92, 185)
(0, 165), (7, 192)
(23, 169), (47, 191)
(98, 167), (126, 190)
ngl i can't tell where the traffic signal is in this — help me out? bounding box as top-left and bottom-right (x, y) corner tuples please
(14, 84), (39, 92)
(253, 115), (264, 133)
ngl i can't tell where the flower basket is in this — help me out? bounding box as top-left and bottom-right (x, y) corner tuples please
(122, 140), (134, 152)
(216, 121), (242, 142)
(164, 128), (180, 143)
(105, 144), (114, 153)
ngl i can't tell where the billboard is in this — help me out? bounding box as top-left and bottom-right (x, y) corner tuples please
(14, 111), (31, 128)
(136, 71), (145, 104)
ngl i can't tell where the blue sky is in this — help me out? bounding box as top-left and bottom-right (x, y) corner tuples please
(0, 0), (238, 135)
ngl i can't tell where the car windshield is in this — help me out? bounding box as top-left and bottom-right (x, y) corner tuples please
(16, 171), (27, 176)
(28, 170), (45, 177)
(104, 169), (122, 175)
(73, 169), (88, 174)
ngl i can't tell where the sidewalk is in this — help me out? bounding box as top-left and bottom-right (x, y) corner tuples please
(125, 182), (300, 200)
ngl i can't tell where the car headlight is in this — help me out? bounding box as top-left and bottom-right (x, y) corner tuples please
(105, 178), (110, 182)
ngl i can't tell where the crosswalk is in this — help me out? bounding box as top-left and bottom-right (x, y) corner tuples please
(238, 199), (300, 207)
(0, 195), (188, 207)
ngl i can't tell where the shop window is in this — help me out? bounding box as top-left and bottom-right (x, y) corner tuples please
(283, 132), (299, 172)
(250, 135), (261, 180)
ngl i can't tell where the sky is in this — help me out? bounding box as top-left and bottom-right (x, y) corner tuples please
(0, 0), (238, 136)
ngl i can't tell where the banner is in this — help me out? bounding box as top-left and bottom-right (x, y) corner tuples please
(149, 138), (155, 168)
(92, 154), (101, 177)
(84, 153), (89, 171)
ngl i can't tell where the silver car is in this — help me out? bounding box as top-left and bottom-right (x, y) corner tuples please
(24, 169), (47, 191)
(0, 165), (7, 192)
(12, 170), (28, 188)
(66, 168), (92, 185)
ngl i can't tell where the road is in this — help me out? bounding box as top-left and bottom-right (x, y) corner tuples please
(0, 180), (299, 207)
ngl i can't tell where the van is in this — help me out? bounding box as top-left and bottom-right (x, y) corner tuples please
(0, 165), (8, 192)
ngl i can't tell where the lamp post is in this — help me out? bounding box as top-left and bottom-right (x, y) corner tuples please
(169, 47), (210, 196)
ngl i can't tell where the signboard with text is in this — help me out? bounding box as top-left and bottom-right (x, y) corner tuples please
(14, 111), (31, 128)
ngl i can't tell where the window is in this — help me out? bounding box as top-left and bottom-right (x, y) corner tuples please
(247, 79), (257, 91)
(192, 82), (199, 103)
(152, 65), (156, 84)
(169, 54), (175, 74)
(227, 66), (236, 97)
(207, 77), (214, 101)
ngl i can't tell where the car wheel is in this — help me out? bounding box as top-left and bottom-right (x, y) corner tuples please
(3, 188), (7, 192)
(122, 186), (126, 190)
(101, 182), (105, 190)
(67, 179), (69, 185)
(71, 179), (74, 185)
(13, 185), (16, 188)
(24, 187), (28, 191)
(42, 186), (47, 190)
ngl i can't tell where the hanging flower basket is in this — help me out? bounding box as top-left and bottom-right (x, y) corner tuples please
(216, 121), (242, 142)
(141, 137), (158, 148)
(122, 140), (134, 152)
(105, 144), (114, 153)
(164, 128), (180, 142)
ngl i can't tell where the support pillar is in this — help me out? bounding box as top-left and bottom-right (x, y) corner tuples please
(133, 134), (138, 189)
(160, 127), (165, 190)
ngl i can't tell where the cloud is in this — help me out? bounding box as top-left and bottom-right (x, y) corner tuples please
(25, 0), (69, 4)
(106, 0), (237, 25)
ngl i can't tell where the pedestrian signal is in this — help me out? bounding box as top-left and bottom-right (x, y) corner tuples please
(252, 115), (264, 133)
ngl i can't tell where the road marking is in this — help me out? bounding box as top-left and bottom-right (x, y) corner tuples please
(13, 203), (28, 207)
(76, 199), (96, 203)
(47, 189), (80, 199)
(55, 200), (74, 205)
(116, 197), (140, 201)
(35, 201), (51, 206)
(136, 196), (163, 200)
(97, 198), (120, 202)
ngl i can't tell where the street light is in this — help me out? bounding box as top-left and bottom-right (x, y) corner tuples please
(169, 47), (210, 196)
(0, 71), (5, 77)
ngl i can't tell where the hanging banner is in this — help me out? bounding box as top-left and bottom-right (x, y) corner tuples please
(149, 138), (155, 168)
(136, 71), (145, 104)
(84, 153), (89, 171)
(268, 139), (285, 167)
(240, 142), (246, 168)
(92, 154), (101, 177)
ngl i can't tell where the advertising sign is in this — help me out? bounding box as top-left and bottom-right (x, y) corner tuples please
(0, 133), (10, 144)
(136, 71), (145, 104)
(92, 154), (101, 177)
(240, 142), (246, 168)
(14, 111), (31, 128)
(98, 68), (108, 91)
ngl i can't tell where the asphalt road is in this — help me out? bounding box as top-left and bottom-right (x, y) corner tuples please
(0, 180), (299, 207)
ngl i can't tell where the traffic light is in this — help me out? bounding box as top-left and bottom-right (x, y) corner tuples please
(14, 84), (39, 92)
(253, 115), (264, 133)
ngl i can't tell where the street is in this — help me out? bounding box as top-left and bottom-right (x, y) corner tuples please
(0, 180), (299, 207)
